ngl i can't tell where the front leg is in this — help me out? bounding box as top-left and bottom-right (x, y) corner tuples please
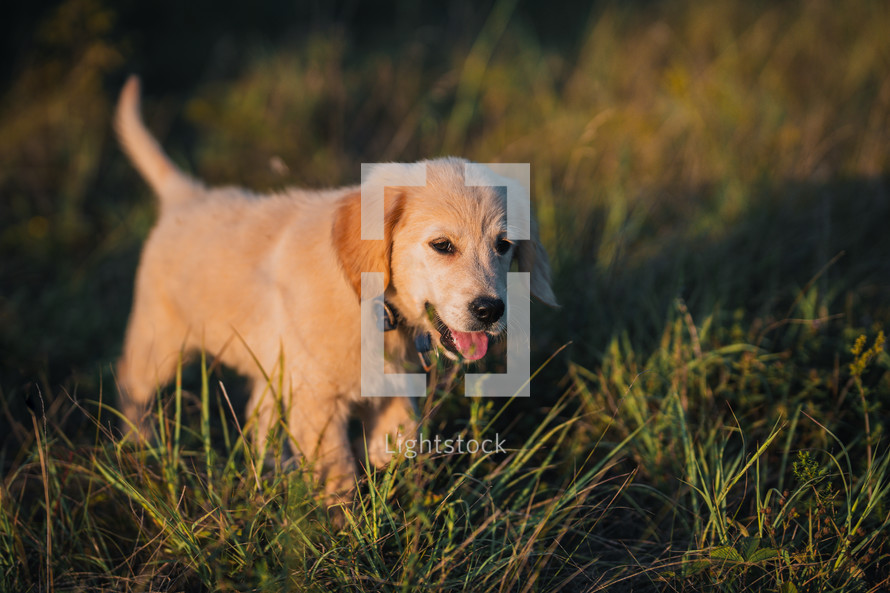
(245, 381), (283, 462)
(364, 396), (418, 467)
(287, 397), (357, 506)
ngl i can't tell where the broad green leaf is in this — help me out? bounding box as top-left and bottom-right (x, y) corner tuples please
(711, 546), (744, 563)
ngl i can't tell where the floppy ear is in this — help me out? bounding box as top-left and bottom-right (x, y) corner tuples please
(516, 218), (559, 307)
(332, 190), (405, 297)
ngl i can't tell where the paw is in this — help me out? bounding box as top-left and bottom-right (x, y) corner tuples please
(366, 428), (414, 467)
(366, 438), (395, 467)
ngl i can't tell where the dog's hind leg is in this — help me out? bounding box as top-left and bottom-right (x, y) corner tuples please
(117, 290), (187, 441)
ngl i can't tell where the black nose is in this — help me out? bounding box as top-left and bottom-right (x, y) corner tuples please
(469, 296), (505, 325)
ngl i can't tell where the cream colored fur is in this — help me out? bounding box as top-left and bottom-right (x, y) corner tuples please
(115, 76), (556, 503)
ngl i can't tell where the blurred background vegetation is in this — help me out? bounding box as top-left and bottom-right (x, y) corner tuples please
(3, 0), (887, 399)
(1, 0), (889, 589)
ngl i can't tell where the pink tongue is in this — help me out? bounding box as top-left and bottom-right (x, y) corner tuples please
(450, 330), (489, 360)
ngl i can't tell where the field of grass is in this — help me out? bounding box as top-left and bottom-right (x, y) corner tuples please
(2, 0), (889, 590)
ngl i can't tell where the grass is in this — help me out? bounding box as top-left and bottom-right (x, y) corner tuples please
(2, 0), (890, 590)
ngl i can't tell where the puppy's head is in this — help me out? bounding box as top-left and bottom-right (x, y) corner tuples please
(334, 158), (557, 361)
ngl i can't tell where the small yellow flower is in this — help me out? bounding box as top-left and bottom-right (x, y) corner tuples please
(851, 335), (867, 358)
(850, 331), (885, 379)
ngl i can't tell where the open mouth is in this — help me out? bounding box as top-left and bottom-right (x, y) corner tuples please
(425, 304), (490, 361)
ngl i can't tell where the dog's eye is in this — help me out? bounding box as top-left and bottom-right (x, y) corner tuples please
(495, 238), (513, 255)
(430, 239), (455, 254)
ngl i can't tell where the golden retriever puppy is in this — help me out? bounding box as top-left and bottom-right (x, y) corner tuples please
(114, 76), (556, 501)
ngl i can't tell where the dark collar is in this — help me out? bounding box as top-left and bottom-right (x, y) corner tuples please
(381, 300), (399, 331)
(379, 300), (435, 371)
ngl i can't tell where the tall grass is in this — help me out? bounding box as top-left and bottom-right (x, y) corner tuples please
(2, 0), (889, 590)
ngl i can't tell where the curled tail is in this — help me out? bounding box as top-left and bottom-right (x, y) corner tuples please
(115, 75), (199, 206)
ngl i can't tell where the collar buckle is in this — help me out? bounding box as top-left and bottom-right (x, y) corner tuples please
(414, 332), (436, 372)
(379, 300), (398, 332)
(378, 302), (437, 372)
